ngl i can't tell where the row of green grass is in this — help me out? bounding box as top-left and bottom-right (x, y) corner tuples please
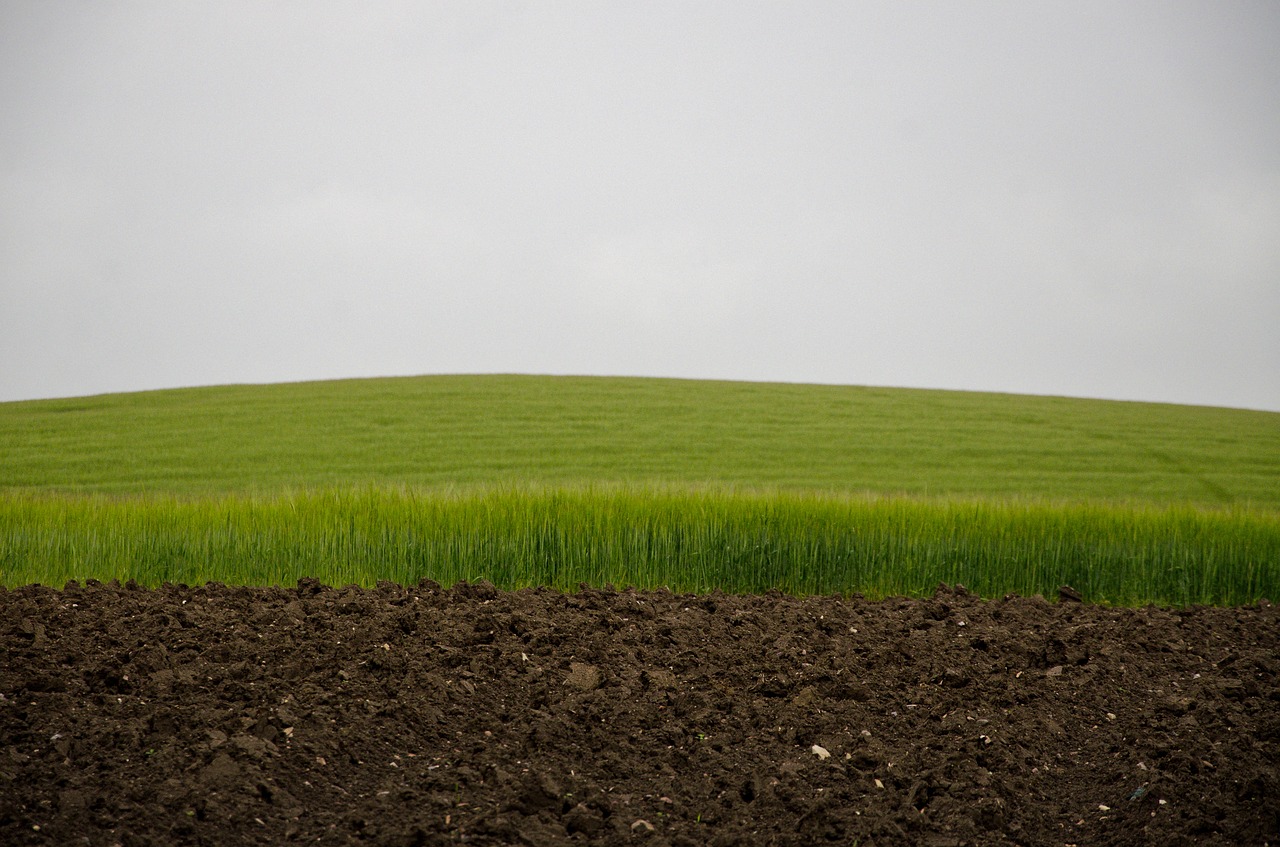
(3, 486), (1276, 605)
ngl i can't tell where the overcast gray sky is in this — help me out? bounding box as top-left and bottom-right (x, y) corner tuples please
(2, 1), (1278, 411)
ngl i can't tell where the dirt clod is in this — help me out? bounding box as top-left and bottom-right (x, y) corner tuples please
(564, 661), (601, 691)
(1058, 585), (1083, 602)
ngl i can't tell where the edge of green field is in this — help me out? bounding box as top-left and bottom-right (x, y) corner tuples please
(2, 485), (1276, 606)
(3, 375), (1278, 604)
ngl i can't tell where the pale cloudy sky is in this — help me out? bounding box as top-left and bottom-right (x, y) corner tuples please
(2, 1), (1278, 410)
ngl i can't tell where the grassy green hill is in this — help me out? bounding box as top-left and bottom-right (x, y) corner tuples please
(2, 375), (1277, 603)
(2, 374), (1277, 507)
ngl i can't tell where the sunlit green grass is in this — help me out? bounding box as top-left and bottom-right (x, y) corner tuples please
(2, 487), (1275, 606)
(1, 375), (1277, 603)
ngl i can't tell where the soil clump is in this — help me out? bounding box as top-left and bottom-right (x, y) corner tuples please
(2, 579), (1277, 845)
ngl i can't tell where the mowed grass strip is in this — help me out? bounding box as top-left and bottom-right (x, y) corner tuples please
(2, 487), (1276, 606)
(2, 374), (1278, 507)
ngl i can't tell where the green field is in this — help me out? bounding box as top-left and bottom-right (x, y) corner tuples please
(2, 375), (1278, 604)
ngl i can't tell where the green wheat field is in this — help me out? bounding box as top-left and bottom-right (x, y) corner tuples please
(2, 374), (1278, 605)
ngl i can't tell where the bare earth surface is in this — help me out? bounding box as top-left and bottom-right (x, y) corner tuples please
(1, 580), (1276, 846)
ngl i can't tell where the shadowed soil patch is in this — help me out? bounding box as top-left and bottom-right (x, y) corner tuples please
(1, 580), (1276, 846)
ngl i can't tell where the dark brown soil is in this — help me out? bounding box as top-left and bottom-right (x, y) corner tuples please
(2, 579), (1277, 846)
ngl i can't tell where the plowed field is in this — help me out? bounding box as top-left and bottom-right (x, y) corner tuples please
(2, 581), (1276, 846)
